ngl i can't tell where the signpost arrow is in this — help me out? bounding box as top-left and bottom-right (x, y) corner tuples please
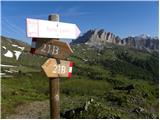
(30, 38), (73, 59)
(26, 18), (81, 39)
(41, 58), (73, 78)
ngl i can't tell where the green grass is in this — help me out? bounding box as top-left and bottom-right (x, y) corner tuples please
(1, 42), (159, 119)
(1, 72), (158, 118)
(1, 72), (49, 118)
(61, 78), (112, 96)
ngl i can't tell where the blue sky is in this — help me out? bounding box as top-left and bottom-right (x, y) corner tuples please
(1, 1), (159, 44)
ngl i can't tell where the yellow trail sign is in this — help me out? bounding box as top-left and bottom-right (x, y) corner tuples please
(41, 58), (73, 78)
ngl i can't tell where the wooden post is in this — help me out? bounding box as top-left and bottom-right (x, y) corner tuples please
(48, 14), (60, 119)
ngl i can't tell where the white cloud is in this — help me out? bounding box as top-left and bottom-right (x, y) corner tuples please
(62, 6), (92, 17)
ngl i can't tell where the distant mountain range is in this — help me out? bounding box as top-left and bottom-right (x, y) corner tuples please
(71, 29), (159, 52)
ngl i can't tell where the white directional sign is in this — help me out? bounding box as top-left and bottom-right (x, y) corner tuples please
(26, 18), (81, 39)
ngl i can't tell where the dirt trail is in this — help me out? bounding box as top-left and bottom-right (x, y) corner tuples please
(6, 100), (50, 119)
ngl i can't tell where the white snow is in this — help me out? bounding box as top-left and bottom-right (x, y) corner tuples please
(12, 44), (25, 50)
(19, 46), (25, 51)
(4, 70), (18, 73)
(83, 59), (88, 62)
(0, 64), (17, 67)
(12, 44), (18, 47)
(2, 44), (25, 60)
(2, 46), (6, 49)
(4, 70), (13, 73)
(4, 50), (14, 58)
(0, 73), (6, 75)
(13, 51), (22, 60)
(139, 34), (150, 39)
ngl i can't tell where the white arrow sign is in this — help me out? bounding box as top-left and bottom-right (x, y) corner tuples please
(26, 18), (81, 39)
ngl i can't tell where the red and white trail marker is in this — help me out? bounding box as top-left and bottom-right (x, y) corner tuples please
(68, 61), (73, 78)
(26, 18), (81, 39)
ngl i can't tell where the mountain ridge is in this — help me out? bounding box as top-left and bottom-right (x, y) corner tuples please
(71, 29), (159, 52)
(1, 36), (30, 47)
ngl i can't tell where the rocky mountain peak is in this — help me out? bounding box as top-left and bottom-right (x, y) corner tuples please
(72, 29), (117, 46)
(71, 29), (159, 52)
(138, 34), (150, 39)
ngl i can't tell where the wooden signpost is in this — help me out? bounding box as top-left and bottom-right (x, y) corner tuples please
(30, 38), (73, 59)
(42, 58), (73, 78)
(26, 14), (80, 119)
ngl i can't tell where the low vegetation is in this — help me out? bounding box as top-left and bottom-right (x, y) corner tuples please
(1, 42), (159, 118)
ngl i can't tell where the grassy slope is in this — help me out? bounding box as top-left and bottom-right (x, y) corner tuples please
(1, 36), (47, 67)
(1, 42), (159, 118)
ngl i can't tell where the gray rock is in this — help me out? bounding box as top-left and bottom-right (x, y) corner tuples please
(71, 29), (159, 52)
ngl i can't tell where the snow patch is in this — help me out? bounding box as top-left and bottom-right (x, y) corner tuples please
(83, 59), (88, 62)
(4, 50), (13, 58)
(2, 44), (25, 60)
(4, 70), (18, 73)
(2, 46), (6, 49)
(13, 51), (22, 60)
(4, 70), (13, 73)
(0, 64), (17, 67)
(12, 44), (25, 50)
(0, 73), (6, 75)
